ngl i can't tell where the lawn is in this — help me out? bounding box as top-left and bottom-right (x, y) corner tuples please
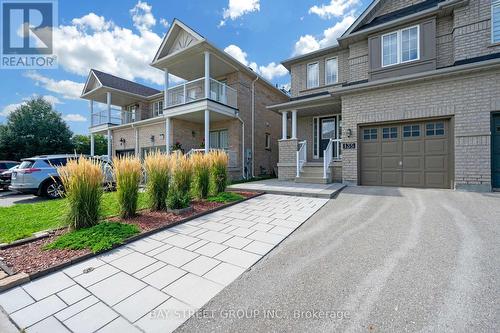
(0, 192), (148, 244)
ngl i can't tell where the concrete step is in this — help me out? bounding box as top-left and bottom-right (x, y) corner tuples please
(300, 171), (326, 178)
(295, 176), (330, 184)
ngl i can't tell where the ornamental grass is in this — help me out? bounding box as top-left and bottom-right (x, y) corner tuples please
(209, 150), (229, 194)
(168, 152), (193, 210)
(191, 152), (211, 199)
(113, 156), (142, 218)
(58, 157), (103, 230)
(144, 151), (171, 211)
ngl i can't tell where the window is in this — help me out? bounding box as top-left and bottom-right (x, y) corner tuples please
(307, 62), (319, 88)
(382, 127), (398, 139)
(126, 105), (137, 123)
(363, 128), (377, 140)
(153, 100), (163, 117)
(321, 119), (336, 139)
(325, 58), (338, 85)
(493, 1), (500, 43)
(426, 122), (445, 136)
(382, 25), (419, 67)
(403, 125), (420, 137)
(265, 133), (271, 150)
(209, 129), (228, 149)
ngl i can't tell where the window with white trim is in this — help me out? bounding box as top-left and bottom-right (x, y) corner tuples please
(493, 1), (500, 43)
(325, 57), (338, 85)
(307, 62), (319, 88)
(209, 129), (228, 149)
(152, 100), (163, 117)
(382, 25), (420, 67)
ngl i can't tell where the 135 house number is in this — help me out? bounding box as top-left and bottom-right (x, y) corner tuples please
(342, 142), (356, 150)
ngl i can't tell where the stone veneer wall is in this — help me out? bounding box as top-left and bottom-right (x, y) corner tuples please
(341, 68), (500, 191)
(278, 139), (298, 180)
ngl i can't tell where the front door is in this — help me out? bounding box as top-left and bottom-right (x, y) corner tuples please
(319, 117), (335, 158)
(492, 113), (500, 188)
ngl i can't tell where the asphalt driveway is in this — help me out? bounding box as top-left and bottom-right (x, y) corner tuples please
(177, 186), (500, 332)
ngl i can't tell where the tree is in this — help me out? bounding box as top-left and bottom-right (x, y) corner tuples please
(71, 134), (108, 156)
(0, 97), (74, 161)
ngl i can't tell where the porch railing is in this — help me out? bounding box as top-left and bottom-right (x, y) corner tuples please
(323, 139), (334, 179)
(91, 108), (135, 127)
(296, 140), (307, 178)
(165, 78), (237, 109)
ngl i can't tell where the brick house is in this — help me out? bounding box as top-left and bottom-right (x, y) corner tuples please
(81, 19), (288, 179)
(270, 0), (500, 191)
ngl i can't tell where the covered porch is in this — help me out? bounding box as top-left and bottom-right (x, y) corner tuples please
(270, 94), (343, 183)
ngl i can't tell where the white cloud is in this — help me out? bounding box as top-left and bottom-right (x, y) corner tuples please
(130, 1), (156, 31)
(224, 44), (287, 81)
(219, 0), (260, 27)
(1, 95), (62, 117)
(292, 14), (356, 56)
(72, 13), (113, 31)
(309, 0), (359, 19)
(25, 72), (84, 100)
(63, 114), (87, 122)
(159, 18), (169, 28)
(1, 103), (23, 117)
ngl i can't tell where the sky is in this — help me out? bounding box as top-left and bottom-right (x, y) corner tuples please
(0, 0), (371, 134)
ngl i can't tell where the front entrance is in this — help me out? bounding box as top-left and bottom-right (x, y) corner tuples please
(492, 113), (500, 188)
(319, 117), (335, 158)
(313, 115), (341, 159)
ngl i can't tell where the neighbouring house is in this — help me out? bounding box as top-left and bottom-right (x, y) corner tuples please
(269, 0), (500, 192)
(80, 19), (288, 180)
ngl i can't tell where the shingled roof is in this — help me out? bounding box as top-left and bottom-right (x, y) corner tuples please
(92, 69), (161, 97)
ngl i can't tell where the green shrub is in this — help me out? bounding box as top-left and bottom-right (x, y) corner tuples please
(58, 157), (103, 229)
(168, 153), (193, 210)
(192, 153), (210, 199)
(207, 192), (244, 203)
(44, 222), (139, 253)
(114, 156), (142, 218)
(144, 151), (171, 211)
(210, 150), (228, 194)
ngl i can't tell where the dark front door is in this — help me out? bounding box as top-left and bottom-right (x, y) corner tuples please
(319, 117), (335, 158)
(492, 114), (500, 188)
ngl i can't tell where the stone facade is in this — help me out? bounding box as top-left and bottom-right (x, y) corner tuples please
(278, 139), (298, 180)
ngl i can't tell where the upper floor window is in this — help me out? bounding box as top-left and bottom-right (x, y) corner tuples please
(493, 1), (500, 43)
(382, 25), (419, 67)
(325, 58), (338, 85)
(307, 62), (319, 88)
(153, 100), (163, 117)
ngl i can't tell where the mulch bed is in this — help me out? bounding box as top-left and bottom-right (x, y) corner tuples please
(0, 192), (258, 276)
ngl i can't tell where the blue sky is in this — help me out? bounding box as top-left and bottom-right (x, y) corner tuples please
(0, 0), (370, 134)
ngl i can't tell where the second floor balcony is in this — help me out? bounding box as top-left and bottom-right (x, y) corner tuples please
(166, 78), (237, 109)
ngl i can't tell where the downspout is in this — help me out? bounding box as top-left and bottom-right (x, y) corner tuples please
(236, 114), (246, 179)
(251, 76), (259, 178)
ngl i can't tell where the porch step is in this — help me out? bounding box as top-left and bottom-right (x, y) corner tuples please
(295, 176), (330, 184)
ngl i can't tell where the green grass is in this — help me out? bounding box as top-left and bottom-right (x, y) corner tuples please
(0, 192), (148, 244)
(44, 222), (140, 253)
(207, 192), (244, 203)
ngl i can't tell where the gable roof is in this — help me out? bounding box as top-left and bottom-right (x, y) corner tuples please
(85, 69), (161, 97)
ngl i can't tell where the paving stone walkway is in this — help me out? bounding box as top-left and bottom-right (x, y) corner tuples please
(0, 194), (328, 333)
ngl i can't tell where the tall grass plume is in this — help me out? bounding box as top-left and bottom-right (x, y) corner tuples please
(209, 150), (229, 194)
(168, 153), (193, 210)
(192, 152), (210, 199)
(114, 156), (142, 218)
(144, 151), (171, 210)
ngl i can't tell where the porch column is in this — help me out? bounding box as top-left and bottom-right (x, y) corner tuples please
(107, 129), (112, 160)
(165, 117), (171, 154)
(204, 51), (210, 99)
(134, 127), (139, 156)
(89, 100), (94, 127)
(106, 92), (111, 124)
(204, 109), (210, 153)
(164, 68), (169, 106)
(90, 134), (95, 156)
(291, 110), (297, 139)
(282, 111), (288, 140)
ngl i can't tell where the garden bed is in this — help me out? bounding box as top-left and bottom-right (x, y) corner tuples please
(0, 192), (258, 278)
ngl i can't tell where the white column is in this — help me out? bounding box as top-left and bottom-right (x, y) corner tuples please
(282, 111), (288, 140)
(90, 134), (95, 156)
(204, 51), (210, 99)
(164, 68), (169, 107)
(107, 129), (112, 160)
(134, 128), (139, 156)
(106, 92), (111, 124)
(89, 100), (94, 127)
(291, 110), (297, 139)
(204, 109), (210, 153)
(165, 117), (171, 154)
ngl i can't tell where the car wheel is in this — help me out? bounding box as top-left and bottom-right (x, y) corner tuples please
(43, 180), (64, 199)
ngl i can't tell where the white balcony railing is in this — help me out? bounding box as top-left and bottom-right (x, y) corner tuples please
(296, 140), (307, 178)
(91, 108), (136, 127)
(166, 78), (237, 109)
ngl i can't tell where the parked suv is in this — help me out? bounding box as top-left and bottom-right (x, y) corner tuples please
(1, 165), (20, 190)
(10, 155), (113, 199)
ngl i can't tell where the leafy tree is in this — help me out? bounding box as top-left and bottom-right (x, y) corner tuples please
(0, 97), (74, 161)
(72, 134), (108, 156)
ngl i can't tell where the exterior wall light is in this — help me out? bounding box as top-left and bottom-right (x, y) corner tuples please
(347, 129), (352, 138)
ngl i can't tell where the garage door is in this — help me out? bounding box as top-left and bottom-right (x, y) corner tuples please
(360, 119), (451, 188)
